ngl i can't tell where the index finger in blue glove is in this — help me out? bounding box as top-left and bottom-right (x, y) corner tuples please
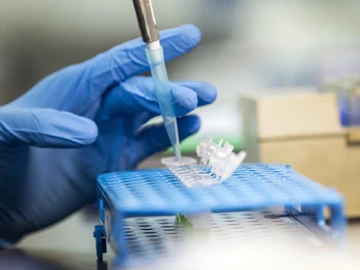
(86, 24), (201, 94)
(100, 76), (217, 120)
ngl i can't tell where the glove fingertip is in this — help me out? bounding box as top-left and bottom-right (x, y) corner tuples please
(178, 114), (201, 138)
(75, 118), (98, 145)
(162, 24), (202, 62)
(178, 24), (202, 48)
(172, 86), (199, 116)
(175, 81), (218, 106)
(64, 117), (98, 146)
(200, 82), (218, 104)
(34, 110), (98, 147)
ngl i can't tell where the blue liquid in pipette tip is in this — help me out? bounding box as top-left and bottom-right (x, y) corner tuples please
(146, 46), (182, 161)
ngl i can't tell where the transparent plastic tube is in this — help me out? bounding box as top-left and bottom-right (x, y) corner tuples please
(146, 46), (181, 161)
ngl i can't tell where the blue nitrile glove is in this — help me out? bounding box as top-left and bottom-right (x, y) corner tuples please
(0, 24), (217, 245)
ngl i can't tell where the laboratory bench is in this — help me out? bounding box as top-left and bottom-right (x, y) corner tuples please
(1, 209), (360, 270)
(1, 154), (360, 269)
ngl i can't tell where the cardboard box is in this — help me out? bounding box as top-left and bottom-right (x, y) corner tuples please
(242, 91), (360, 217)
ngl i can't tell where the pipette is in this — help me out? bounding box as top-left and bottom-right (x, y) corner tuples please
(132, 0), (182, 161)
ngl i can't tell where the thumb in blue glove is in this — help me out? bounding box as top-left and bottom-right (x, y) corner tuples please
(0, 108), (97, 147)
(0, 24), (217, 244)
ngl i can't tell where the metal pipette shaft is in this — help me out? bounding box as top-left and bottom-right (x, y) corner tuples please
(132, 0), (182, 161)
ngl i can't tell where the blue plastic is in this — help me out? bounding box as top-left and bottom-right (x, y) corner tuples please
(95, 163), (346, 266)
(337, 92), (360, 127)
(146, 46), (181, 160)
(93, 225), (107, 260)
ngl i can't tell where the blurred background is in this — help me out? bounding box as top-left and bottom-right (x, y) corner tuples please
(1, 1), (360, 269)
(3, 0), (360, 152)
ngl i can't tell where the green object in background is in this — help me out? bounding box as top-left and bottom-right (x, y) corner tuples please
(176, 214), (212, 236)
(164, 133), (244, 155)
(176, 214), (193, 229)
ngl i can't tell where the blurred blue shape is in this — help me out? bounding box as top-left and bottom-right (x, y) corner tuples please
(337, 92), (360, 127)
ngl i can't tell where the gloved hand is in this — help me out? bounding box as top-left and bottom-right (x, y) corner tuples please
(0, 24), (217, 245)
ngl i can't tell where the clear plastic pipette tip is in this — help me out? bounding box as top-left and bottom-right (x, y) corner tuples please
(146, 41), (182, 161)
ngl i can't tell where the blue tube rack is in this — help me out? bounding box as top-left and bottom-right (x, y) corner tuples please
(94, 163), (346, 267)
